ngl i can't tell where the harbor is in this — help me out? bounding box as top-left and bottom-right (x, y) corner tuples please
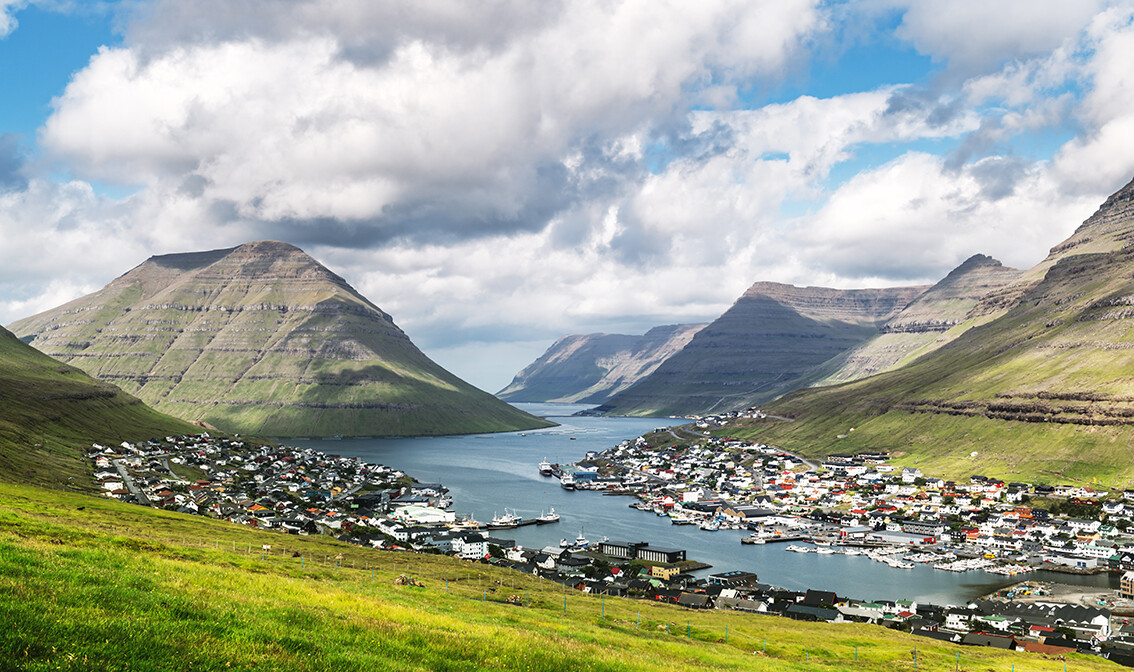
(291, 403), (1117, 604)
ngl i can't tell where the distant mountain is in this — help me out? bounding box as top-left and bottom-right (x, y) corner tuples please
(497, 324), (706, 404)
(746, 176), (1134, 485)
(807, 254), (1022, 386)
(594, 282), (928, 417)
(9, 241), (552, 437)
(0, 324), (198, 486)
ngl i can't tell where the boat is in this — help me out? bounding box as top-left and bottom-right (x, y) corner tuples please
(816, 547), (836, 555)
(786, 544), (811, 553)
(539, 459), (553, 476)
(536, 507), (560, 524)
(698, 520), (720, 531)
(560, 473), (576, 490)
(669, 513), (695, 525)
(741, 534), (766, 545)
(564, 529), (589, 552)
(489, 509), (521, 528)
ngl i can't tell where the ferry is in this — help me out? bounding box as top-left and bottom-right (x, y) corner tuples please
(539, 459), (553, 476)
(560, 473), (576, 490)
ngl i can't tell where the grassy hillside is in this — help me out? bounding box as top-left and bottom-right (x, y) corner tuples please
(715, 179), (1134, 487)
(732, 246), (1134, 486)
(0, 326), (198, 488)
(0, 482), (1111, 671)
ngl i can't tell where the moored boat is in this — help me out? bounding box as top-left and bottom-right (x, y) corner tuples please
(536, 507), (560, 524)
(539, 459), (553, 476)
(560, 473), (576, 490)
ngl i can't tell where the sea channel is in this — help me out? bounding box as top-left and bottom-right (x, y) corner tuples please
(291, 402), (1116, 605)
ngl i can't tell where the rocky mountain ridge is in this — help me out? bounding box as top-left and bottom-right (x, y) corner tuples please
(593, 282), (928, 417)
(496, 323), (706, 404)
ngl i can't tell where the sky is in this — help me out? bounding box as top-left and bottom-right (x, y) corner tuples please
(2, 1), (1134, 393)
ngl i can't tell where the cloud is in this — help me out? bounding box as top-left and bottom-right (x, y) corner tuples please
(894, 0), (1107, 73)
(0, 133), (27, 191)
(42, 0), (823, 250)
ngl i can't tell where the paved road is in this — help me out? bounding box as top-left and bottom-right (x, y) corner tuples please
(112, 458), (151, 506)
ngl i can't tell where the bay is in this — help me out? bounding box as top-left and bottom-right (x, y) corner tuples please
(291, 402), (1116, 605)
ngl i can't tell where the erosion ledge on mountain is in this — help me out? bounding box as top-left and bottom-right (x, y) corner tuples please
(729, 177), (1134, 487)
(9, 240), (552, 438)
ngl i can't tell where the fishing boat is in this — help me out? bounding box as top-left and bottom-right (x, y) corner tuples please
(489, 509), (521, 528)
(536, 507), (560, 524)
(698, 519), (720, 531)
(559, 473), (576, 490)
(539, 459), (553, 476)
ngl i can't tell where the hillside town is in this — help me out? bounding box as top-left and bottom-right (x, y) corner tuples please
(90, 427), (1134, 666)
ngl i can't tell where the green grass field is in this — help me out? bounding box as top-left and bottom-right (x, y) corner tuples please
(0, 482), (1118, 671)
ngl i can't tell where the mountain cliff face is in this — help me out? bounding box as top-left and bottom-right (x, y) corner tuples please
(808, 254), (1022, 385)
(749, 176), (1134, 484)
(497, 323), (706, 404)
(9, 241), (551, 437)
(595, 282), (928, 417)
(0, 325), (198, 486)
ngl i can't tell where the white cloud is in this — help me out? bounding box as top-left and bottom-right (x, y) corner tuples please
(42, 0), (823, 240)
(895, 0), (1108, 72)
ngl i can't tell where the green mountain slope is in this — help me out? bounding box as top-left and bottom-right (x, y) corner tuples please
(497, 324), (706, 404)
(0, 325), (198, 487)
(740, 177), (1134, 486)
(596, 283), (927, 417)
(9, 241), (551, 437)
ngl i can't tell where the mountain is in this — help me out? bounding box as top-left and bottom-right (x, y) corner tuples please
(742, 177), (1134, 485)
(0, 324), (199, 486)
(496, 324), (706, 404)
(594, 282), (928, 417)
(9, 241), (552, 438)
(806, 254), (1022, 386)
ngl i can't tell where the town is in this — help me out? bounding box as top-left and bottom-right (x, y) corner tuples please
(90, 424), (1134, 666)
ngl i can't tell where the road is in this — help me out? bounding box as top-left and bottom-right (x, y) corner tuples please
(112, 458), (151, 506)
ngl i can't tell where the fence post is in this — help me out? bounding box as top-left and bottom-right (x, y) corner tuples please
(637, 610), (640, 629)
(686, 621), (690, 637)
(725, 626), (727, 643)
(601, 595), (605, 618)
(564, 596), (567, 614)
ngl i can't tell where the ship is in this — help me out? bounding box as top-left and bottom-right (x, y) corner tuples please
(536, 507), (560, 524)
(489, 509), (521, 528)
(539, 458), (553, 476)
(560, 473), (576, 490)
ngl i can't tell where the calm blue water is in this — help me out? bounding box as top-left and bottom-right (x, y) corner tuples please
(289, 403), (1115, 605)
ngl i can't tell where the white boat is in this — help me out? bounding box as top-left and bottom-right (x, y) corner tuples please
(490, 509), (521, 527)
(786, 544), (811, 553)
(699, 520), (720, 531)
(536, 507), (560, 524)
(816, 547), (836, 555)
(560, 473), (576, 490)
(741, 534), (766, 545)
(539, 459), (553, 476)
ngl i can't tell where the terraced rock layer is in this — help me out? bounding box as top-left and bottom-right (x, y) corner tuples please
(9, 241), (551, 437)
(808, 254), (1022, 385)
(595, 282), (928, 417)
(496, 324), (706, 404)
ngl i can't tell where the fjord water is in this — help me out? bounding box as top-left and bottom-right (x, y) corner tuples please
(292, 403), (1114, 605)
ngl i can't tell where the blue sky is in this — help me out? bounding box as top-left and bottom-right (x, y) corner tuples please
(1, 1), (1133, 391)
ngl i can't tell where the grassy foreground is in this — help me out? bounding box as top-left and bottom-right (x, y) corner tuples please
(0, 482), (1118, 671)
